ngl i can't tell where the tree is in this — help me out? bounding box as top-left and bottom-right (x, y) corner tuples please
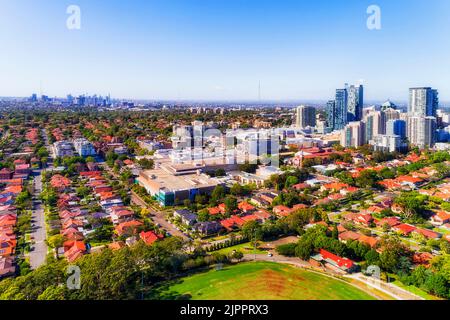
(285, 176), (299, 189)
(331, 225), (339, 240)
(379, 236), (409, 272)
(138, 158), (154, 170)
(47, 235), (64, 249)
(365, 249), (380, 266)
(424, 273), (448, 297)
(76, 185), (90, 198)
(394, 191), (428, 219)
(210, 185), (226, 205)
(355, 170), (380, 188)
(239, 162), (258, 174)
(379, 167), (396, 180)
(295, 238), (314, 260)
(230, 250), (244, 262)
(276, 243), (297, 257)
(215, 168), (226, 177)
(334, 171), (355, 185)
(224, 196), (238, 215)
(242, 221), (263, 246)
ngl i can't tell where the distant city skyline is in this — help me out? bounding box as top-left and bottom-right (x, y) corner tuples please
(1, 0), (450, 101)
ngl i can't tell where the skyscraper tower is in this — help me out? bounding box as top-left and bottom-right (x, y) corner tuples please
(326, 100), (336, 130)
(408, 87), (439, 117)
(407, 116), (437, 148)
(335, 88), (348, 130)
(296, 105), (316, 129)
(347, 84), (364, 121)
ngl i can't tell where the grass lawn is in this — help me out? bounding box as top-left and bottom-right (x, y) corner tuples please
(214, 242), (267, 255)
(156, 262), (376, 300)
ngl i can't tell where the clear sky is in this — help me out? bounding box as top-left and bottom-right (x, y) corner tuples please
(1, 0), (450, 102)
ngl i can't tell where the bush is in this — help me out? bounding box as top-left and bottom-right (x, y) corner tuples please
(276, 243), (297, 257)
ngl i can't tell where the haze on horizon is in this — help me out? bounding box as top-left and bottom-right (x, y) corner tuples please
(1, 0), (450, 102)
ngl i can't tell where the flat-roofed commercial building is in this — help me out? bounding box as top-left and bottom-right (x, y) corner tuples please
(137, 163), (223, 206)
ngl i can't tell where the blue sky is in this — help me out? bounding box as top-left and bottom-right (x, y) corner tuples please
(1, 0), (449, 102)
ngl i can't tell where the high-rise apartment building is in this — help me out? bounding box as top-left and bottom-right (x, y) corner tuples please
(386, 119), (406, 138)
(408, 87), (439, 117)
(384, 107), (401, 122)
(295, 105), (316, 129)
(407, 116), (437, 148)
(335, 88), (348, 130)
(347, 84), (364, 122)
(341, 121), (366, 148)
(363, 110), (386, 144)
(326, 100), (336, 130)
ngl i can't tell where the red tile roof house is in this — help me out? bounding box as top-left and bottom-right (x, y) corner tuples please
(238, 201), (256, 214)
(340, 186), (359, 196)
(379, 179), (402, 190)
(292, 183), (309, 191)
(62, 219), (84, 231)
(0, 256), (15, 278)
(254, 209), (272, 222)
(0, 214), (17, 230)
(0, 168), (13, 180)
(365, 206), (384, 214)
(338, 231), (362, 242)
(108, 241), (126, 251)
(208, 204), (226, 216)
(115, 220), (143, 237)
(259, 192), (278, 205)
(292, 204), (308, 211)
(430, 211), (450, 226)
(327, 193), (345, 201)
(358, 235), (379, 248)
(344, 212), (374, 227)
(0, 239), (16, 257)
(14, 164), (31, 175)
(311, 249), (358, 273)
(80, 171), (103, 178)
(413, 228), (442, 240)
(64, 241), (87, 263)
(61, 227), (85, 241)
(375, 216), (401, 228)
(241, 214), (261, 223)
(110, 207), (135, 224)
(139, 231), (164, 245)
(220, 215), (246, 232)
(50, 174), (72, 192)
(392, 223), (417, 236)
(321, 182), (349, 193)
(94, 186), (113, 194)
(272, 205), (293, 217)
(396, 175), (424, 188)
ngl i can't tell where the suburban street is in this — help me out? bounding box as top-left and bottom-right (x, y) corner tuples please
(28, 128), (52, 269)
(28, 170), (47, 269)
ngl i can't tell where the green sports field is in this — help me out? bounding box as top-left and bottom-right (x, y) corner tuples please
(157, 262), (376, 300)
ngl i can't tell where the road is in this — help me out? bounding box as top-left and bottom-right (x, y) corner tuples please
(345, 273), (424, 300)
(28, 170), (48, 269)
(28, 128), (52, 269)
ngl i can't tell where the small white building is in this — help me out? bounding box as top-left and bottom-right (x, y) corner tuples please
(52, 141), (74, 158)
(73, 138), (96, 157)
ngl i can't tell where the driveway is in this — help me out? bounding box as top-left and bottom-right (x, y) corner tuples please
(131, 192), (189, 241)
